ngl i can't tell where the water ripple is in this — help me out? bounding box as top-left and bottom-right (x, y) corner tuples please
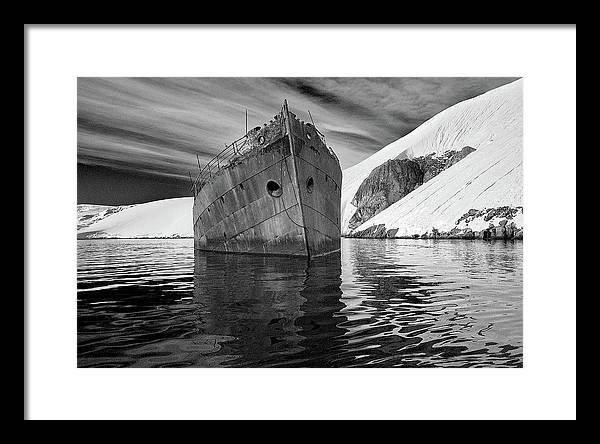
(78, 238), (522, 367)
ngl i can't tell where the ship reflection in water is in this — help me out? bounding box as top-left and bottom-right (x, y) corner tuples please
(77, 238), (522, 367)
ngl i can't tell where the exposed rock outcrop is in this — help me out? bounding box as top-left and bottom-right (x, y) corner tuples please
(442, 146), (477, 170)
(413, 146), (476, 183)
(348, 206), (523, 240)
(348, 147), (476, 229)
(349, 222), (523, 240)
(455, 206), (522, 226)
(348, 159), (423, 229)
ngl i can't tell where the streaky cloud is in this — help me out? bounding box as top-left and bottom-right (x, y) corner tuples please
(78, 77), (519, 204)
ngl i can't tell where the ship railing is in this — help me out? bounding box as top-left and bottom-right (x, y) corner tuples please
(191, 134), (252, 195)
(191, 112), (337, 195)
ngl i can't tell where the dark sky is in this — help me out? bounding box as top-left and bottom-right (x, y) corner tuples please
(78, 77), (519, 205)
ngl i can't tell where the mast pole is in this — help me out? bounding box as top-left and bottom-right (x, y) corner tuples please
(188, 171), (196, 196)
(308, 109), (315, 127)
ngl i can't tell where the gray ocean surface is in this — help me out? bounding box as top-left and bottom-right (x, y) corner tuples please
(77, 238), (523, 367)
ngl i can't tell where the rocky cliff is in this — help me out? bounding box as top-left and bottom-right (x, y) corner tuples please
(348, 159), (423, 229)
(348, 146), (476, 230)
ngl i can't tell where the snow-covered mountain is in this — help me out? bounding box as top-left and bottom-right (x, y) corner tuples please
(341, 79), (523, 238)
(77, 197), (193, 239)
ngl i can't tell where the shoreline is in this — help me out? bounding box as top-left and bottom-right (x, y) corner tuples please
(347, 221), (523, 241)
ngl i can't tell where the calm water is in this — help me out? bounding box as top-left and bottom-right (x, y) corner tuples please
(77, 238), (523, 367)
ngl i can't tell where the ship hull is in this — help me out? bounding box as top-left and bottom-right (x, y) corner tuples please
(192, 108), (341, 259)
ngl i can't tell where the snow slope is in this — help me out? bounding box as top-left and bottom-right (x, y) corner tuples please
(77, 197), (193, 239)
(341, 79), (523, 234)
(352, 128), (522, 236)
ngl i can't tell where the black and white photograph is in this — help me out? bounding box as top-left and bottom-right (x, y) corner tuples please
(77, 77), (524, 368)
(25, 25), (576, 420)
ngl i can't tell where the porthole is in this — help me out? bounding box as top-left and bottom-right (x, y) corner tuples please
(306, 176), (314, 193)
(266, 180), (283, 198)
(258, 135), (265, 145)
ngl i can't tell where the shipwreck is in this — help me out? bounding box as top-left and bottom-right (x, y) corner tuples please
(191, 100), (342, 259)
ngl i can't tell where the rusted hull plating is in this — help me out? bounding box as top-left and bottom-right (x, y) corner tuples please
(192, 104), (342, 259)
